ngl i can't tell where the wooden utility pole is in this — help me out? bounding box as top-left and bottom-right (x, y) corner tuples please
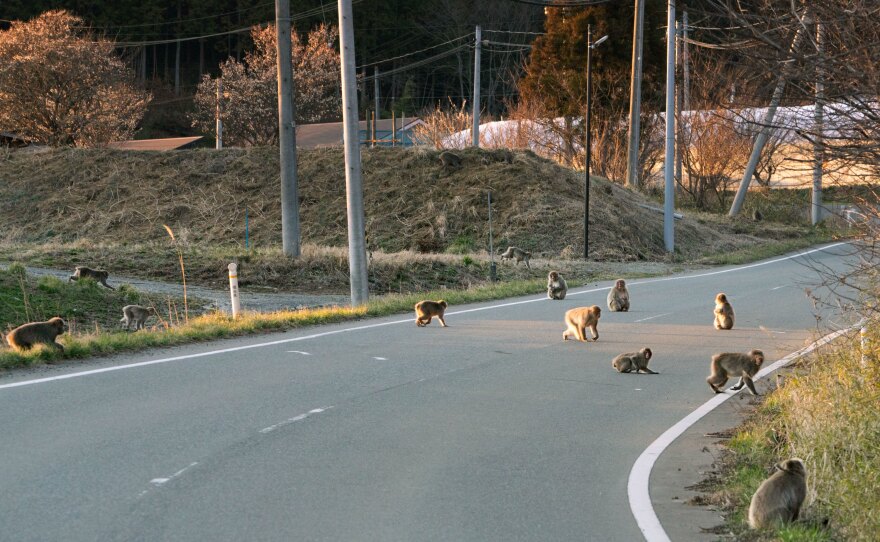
(276, 0), (301, 257)
(625, 0), (646, 189)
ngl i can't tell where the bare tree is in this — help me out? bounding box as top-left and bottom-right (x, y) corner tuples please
(192, 24), (341, 147)
(0, 10), (150, 147)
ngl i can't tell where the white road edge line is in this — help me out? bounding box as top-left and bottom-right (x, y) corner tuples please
(633, 312), (672, 323)
(627, 324), (853, 542)
(0, 242), (847, 392)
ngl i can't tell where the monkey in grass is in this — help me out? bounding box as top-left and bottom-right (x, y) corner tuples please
(69, 266), (115, 290)
(706, 349), (765, 395)
(500, 247), (531, 268)
(612, 348), (657, 374)
(748, 458), (807, 529)
(120, 305), (158, 331)
(562, 306), (601, 342)
(415, 300), (448, 327)
(6, 317), (66, 352)
(547, 271), (567, 300)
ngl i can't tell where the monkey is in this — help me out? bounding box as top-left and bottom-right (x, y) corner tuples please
(713, 292), (735, 330)
(415, 300), (448, 327)
(607, 279), (630, 312)
(547, 271), (568, 300)
(562, 305), (601, 342)
(120, 305), (158, 331)
(753, 209), (764, 221)
(748, 458), (807, 529)
(5, 317), (66, 352)
(69, 266), (115, 290)
(438, 151), (462, 170)
(612, 348), (657, 374)
(500, 246), (531, 268)
(706, 349), (765, 395)
(480, 155), (491, 166)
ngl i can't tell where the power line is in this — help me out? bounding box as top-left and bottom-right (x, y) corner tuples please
(78, 2), (274, 30)
(356, 33), (473, 70)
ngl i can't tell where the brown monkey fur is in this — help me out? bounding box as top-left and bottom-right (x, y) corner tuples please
(120, 305), (158, 331)
(562, 306), (601, 342)
(500, 247), (531, 268)
(713, 292), (735, 330)
(607, 279), (630, 312)
(748, 458), (807, 529)
(69, 266), (115, 290)
(547, 271), (568, 300)
(415, 300), (448, 327)
(612, 348), (657, 374)
(707, 349), (765, 395)
(6, 317), (66, 352)
(438, 151), (462, 170)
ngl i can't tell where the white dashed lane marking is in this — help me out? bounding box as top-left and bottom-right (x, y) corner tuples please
(259, 406), (333, 434)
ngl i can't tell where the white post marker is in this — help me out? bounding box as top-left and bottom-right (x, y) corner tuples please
(861, 326), (868, 367)
(228, 262), (241, 318)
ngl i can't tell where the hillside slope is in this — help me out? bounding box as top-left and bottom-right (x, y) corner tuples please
(0, 146), (802, 260)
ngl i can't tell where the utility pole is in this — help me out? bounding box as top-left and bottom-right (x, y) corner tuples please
(812, 17), (824, 225)
(276, 0), (301, 257)
(729, 17), (808, 217)
(374, 66), (380, 144)
(585, 25), (592, 259)
(625, 0), (646, 189)
(472, 25), (481, 147)
(338, 0), (369, 305)
(674, 20), (683, 187)
(215, 79), (223, 149)
(682, 11), (690, 113)
(663, 0), (676, 253)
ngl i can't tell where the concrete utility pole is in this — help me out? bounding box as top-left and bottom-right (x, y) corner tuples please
(374, 66), (380, 141)
(663, 0), (676, 253)
(215, 79), (223, 149)
(729, 17), (808, 217)
(812, 18), (824, 225)
(472, 25), (481, 147)
(625, 0), (646, 189)
(338, 0), (369, 305)
(276, 0), (301, 257)
(674, 19), (682, 187)
(682, 11), (690, 113)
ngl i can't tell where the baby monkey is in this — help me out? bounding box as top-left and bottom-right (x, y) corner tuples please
(707, 349), (765, 395)
(612, 348), (657, 374)
(713, 292), (735, 330)
(414, 300), (448, 327)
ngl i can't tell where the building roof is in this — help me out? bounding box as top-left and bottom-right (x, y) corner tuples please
(297, 117), (422, 149)
(107, 136), (203, 151)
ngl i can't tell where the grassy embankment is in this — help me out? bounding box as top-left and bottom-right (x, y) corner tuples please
(699, 329), (880, 541)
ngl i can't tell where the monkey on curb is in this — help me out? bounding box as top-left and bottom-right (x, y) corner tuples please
(713, 292), (735, 330)
(612, 348), (657, 374)
(415, 300), (448, 327)
(547, 271), (568, 300)
(500, 247), (531, 268)
(607, 279), (630, 312)
(69, 266), (115, 290)
(706, 349), (765, 395)
(562, 306), (601, 342)
(5, 317), (66, 352)
(748, 458), (808, 529)
(120, 305), (158, 331)
(438, 151), (462, 170)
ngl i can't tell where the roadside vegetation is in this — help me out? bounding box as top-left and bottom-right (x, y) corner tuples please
(697, 330), (880, 541)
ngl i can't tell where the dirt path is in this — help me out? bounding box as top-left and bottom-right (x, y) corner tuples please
(0, 264), (349, 313)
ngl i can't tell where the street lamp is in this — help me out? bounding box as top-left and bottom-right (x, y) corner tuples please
(584, 26), (608, 259)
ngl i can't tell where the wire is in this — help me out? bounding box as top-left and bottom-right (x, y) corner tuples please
(356, 33), (473, 70)
(360, 44), (471, 81)
(507, 0), (613, 6)
(78, 2), (275, 30)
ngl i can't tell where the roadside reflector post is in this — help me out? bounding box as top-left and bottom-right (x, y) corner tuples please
(861, 326), (869, 367)
(228, 262), (241, 319)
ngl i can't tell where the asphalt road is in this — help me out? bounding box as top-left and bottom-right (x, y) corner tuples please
(0, 243), (856, 542)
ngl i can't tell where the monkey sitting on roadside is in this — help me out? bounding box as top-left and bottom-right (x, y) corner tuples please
(120, 305), (158, 331)
(612, 348), (657, 374)
(415, 300), (448, 327)
(438, 151), (462, 170)
(713, 292), (735, 330)
(748, 458), (807, 529)
(607, 279), (630, 312)
(547, 271), (568, 300)
(562, 305), (601, 342)
(706, 349), (765, 395)
(69, 266), (115, 290)
(5, 317), (66, 352)
(500, 246), (531, 268)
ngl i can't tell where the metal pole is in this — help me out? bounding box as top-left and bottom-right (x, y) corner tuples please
(584, 25), (592, 260)
(245, 207), (249, 249)
(374, 66), (380, 144)
(812, 17), (824, 225)
(625, 0), (646, 189)
(682, 10), (689, 113)
(392, 110), (397, 147)
(472, 25), (481, 147)
(215, 79), (223, 150)
(664, 0), (676, 253)
(338, 0), (369, 306)
(729, 19), (807, 217)
(276, 0), (301, 257)
(488, 191), (496, 282)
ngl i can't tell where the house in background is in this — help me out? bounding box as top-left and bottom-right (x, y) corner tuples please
(296, 117), (423, 149)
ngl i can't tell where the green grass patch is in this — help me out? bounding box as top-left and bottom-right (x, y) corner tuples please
(694, 232), (836, 266)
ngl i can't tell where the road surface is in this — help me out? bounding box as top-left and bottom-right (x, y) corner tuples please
(0, 243), (855, 541)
